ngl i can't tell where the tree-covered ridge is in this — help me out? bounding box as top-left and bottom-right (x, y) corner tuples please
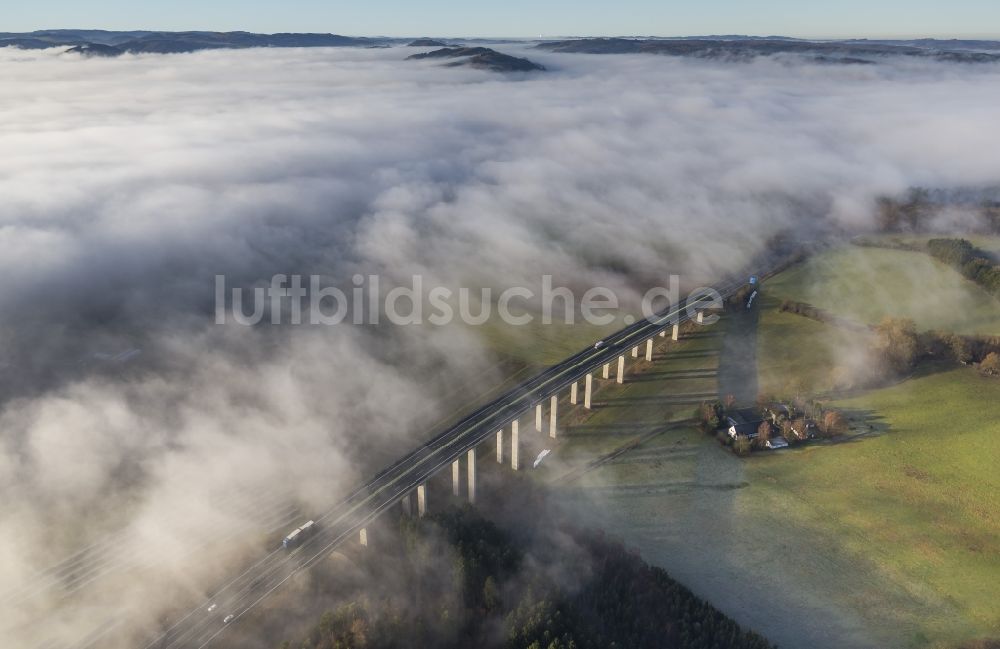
(282, 504), (773, 649)
(927, 238), (1000, 298)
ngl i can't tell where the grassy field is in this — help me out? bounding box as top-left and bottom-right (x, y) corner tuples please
(745, 364), (1000, 648)
(765, 246), (1000, 335)
(750, 249), (1000, 647)
(560, 312), (893, 649)
(474, 254), (1000, 648)
(757, 295), (838, 395)
(755, 292), (877, 396)
(571, 301), (1000, 649)
(569, 255), (999, 649)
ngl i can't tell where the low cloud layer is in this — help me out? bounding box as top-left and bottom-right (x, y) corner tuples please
(1, 43), (1000, 647)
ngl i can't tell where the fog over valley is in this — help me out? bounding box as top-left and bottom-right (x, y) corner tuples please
(1, 42), (1000, 647)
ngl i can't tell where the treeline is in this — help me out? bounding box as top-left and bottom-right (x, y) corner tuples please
(872, 317), (1000, 378)
(876, 188), (1000, 233)
(850, 236), (924, 252)
(777, 298), (1000, 380)
(778, 300), (869, 332)
(926, 238), (1000, 297)
(281, 496), (774, 649)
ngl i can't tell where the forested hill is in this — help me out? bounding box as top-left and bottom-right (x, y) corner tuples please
(280, 485), (773, 649)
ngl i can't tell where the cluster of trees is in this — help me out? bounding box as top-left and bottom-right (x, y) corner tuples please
(874, 316), (1000, 375)
(697, 401), (724, 434)
(986, 204), (1000, 233)
(875, 189), (1000, 234)
(777, 300), (869, 333)
(778, 299), (831, 323)
(872, 317), (920, 375)
(927, 238), (1000, 297)
(504, 532), (774, 649)
(850, 237), (923, 252)
(696, 397), (846, 457)
(920, 330), (1000, 366)
(758, 399), (846, 444)
(980, 352), (1000, 377)
(875, 189), (936, 232)
(282, 498), (774, 649)
(776, 304), (1000, 381)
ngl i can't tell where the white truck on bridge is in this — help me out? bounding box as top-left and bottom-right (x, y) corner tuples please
(282, 520), (316, 549)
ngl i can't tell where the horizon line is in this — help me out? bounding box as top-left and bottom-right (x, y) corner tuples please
(6, 28), (1000, 42)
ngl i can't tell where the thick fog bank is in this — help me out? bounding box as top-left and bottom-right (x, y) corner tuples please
(1, 44), (999, 647)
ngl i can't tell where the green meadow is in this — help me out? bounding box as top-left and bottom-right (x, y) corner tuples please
(765, 246), (1000, 335)
(474, 248), (1000, 648)
(745, 363), (1000, 648)
(748, 245), (1000, 647)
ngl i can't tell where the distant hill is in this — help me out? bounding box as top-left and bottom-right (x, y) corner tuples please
(9, 31), (1000, 64)
(0, 30), (388, 54)
(0, 29), (155, 46)
(844, 37), (1000, 51)
(407, 46), (545, 72)
(407, 38), (448, 47)
(536, 37), (1000, 64)
(0, 30), (549, 72)
(64, 43), (122, 57)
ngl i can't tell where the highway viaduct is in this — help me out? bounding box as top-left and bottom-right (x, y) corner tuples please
(357, 306), (712, 548)
(145, 276), (751, 649)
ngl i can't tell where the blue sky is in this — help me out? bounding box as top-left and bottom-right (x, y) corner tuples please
(7, 0), (1000, 38)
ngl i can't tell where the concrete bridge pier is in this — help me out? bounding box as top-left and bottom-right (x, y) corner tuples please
(359, 527), (368, 547)
(400, 493), (412, 516)
(659, 329), (666, 337)
(602, 362), (610, 379)
(697, 311), (704, 324)
(417, 484), (427, 517)
(535, 403), (544, 432)
(570, 381), (578, 405)
(496, 429), (503, 463)
(511, 419), (520, 471)
(645, 338), (653, 361)
(631, 345), (639, 358)
(584, 373), (593, 409)
(549, 395), (558, 439)
(672, 323), (680, 341)
(467, 449), (477, 504)
(616, 354), (625, 384)
(452, 459), (461, 497)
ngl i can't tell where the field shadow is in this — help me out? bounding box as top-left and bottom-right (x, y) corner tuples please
(717, 303), (760, 404)
(681, 330), (725, 340)
(655, 349), (720, 361)
(596, 393), (716, 407)
(564, 422), (663, 437)
(630, 369), (719, 382)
